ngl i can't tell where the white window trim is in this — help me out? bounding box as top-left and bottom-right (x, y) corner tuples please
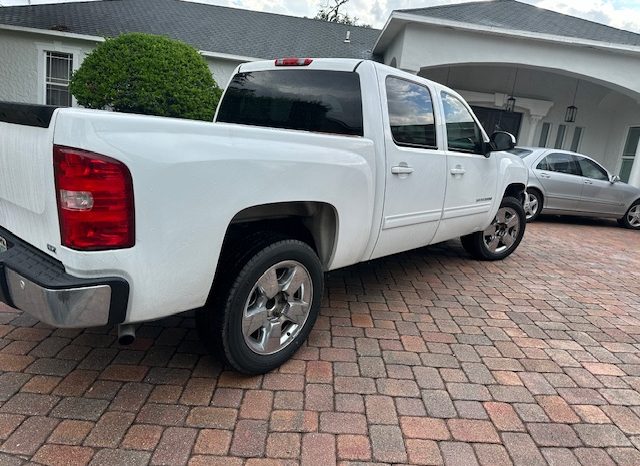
(570, 126), (584, 153)
(618, 125), (640, 180)
(36, 42), (83, 106)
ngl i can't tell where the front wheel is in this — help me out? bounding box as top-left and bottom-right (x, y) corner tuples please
(461, 196), (526, 261)
(619, 201), (640, 230)
(196, 239), (324, 375)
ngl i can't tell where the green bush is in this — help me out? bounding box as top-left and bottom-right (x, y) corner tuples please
(70, 33), (221, 121)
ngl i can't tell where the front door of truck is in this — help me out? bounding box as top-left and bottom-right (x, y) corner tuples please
(371, 74), (448, 260)
(435, 91), (498, 242)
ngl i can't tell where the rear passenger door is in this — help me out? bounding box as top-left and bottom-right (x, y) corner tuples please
(371, 75), (447, 259)
(533, 152), (583, 212)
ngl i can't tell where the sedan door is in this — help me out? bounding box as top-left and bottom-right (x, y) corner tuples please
(533, 152), (583, 212)
(575, 156), (627, 216)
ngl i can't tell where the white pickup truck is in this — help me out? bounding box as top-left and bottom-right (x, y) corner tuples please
(0, 58), (527, 374)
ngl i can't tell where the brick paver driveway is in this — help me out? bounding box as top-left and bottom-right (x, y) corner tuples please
(1, 218), (639, 465)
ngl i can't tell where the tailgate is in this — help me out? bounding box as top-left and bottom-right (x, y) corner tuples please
(0, 102), (61, 256)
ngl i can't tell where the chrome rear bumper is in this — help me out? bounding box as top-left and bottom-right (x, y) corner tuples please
(0, 227), (128, 328)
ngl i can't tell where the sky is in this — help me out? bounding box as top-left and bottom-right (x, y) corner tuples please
(1, 0), (640, 33)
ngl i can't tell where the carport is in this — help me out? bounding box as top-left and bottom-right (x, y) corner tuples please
(375, 1), (640, 188)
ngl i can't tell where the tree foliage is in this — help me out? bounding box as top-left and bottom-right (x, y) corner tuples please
(315, 0), (369, 27)
(70, 33), (221, 121)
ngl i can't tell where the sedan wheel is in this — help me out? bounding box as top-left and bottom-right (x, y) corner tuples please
(524, 190), (542, 222)
(621, 203), (640, 230)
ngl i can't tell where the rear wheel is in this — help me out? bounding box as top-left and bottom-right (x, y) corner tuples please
(461, 196), (526, 261)
(619, 201), (640, 230)
(196, 237), (323, 374)
(524, 189), (542, 222)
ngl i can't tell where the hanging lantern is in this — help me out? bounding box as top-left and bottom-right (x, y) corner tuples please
(504, 68), (518, 113)
(565, 80), (580, 123)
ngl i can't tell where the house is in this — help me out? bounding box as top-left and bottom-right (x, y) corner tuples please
(0, 0), (639, 187)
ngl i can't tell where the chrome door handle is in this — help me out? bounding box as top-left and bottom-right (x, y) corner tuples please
(584, 180), (593, 184)
(391, 166), (414, 175)
(540, 173), (551, 179)
(450, 167), (466, 175)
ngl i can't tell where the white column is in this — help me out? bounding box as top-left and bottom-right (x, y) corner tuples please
(524, 115), (543, 147)
(628, 142), (640, 189)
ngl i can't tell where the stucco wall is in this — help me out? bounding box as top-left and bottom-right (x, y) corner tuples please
(0, 28), (243, 107)
(0, 29), (98, 104)
(205, 57), (243, 89)
(389, 24), (640, 99)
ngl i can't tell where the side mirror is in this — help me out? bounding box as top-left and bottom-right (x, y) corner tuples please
(489, 131), (517, 153)
(610, 175), (621, 184)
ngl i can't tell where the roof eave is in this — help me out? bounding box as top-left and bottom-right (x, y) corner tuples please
(374, 11), (640, 56)
(0, 23), (265, 63)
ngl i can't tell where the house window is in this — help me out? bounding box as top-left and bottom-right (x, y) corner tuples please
(621, 127), (640, 183)
(538, 122), (551, 147)
(554, 124), (566, 149)
(570, 127), (583, 153)
(45, 51), (73, 107)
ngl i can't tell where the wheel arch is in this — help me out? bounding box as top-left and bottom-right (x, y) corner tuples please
(503, 183), (527, 204)
(224, 201), (339, 269)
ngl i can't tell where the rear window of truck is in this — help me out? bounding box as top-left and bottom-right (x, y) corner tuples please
(217, 70), (364, 137)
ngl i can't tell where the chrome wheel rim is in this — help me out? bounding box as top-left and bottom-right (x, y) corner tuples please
(524, 192), (539, 220)
(628, 205), (640, 228)
(242, 260), (313, 355)
(483, 207), (521, 254)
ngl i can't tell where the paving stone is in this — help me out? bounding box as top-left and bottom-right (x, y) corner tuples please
(502, 432), (546, 466)
(32, 444), (94, 466)
(369, 425), (407, 463)
(0, 416), (59, 455)
(474, 444), (511, 466)
(89, 448), (151, 466)
(439, 441), (479, 466)
(301, 433), (336, 465)
(50, 397), (109, 421)
(527, 423), (581, 447)
(574, 424), (632, 447)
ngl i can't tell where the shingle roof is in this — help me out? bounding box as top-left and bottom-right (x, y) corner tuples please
(400, 0), (640, 46)
(0, 0), (380, 59)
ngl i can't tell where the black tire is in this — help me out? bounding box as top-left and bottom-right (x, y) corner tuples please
(618, 200), (640, 230)
(196, 237), (324, 375)
(460, 196), (526, 261)
(525, 188), (542, 223)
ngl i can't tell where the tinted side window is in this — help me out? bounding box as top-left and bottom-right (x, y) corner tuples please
(386, 77), (437, 148)
(441, 92), (484, 154)
(217, 70), (363, 136)
(538, 153), (580, 175)
(577, 157), (608, 181)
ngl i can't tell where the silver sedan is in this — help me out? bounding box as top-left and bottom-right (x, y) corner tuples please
(511, 148), (640, 230)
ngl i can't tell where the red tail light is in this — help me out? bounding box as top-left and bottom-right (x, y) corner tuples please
(275, 58), (313, 66)
(53, 145), (135, 250)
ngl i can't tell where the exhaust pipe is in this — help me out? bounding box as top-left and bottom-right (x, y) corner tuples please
(117, 324), (136, 346)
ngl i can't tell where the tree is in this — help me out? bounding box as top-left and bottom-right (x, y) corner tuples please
(70, 33), (222, 121)
(315, 0), (369, 27)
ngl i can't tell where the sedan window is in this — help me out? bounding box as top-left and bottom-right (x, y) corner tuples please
(577, 157), (609, 181)
(537, 153), (580, 176)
